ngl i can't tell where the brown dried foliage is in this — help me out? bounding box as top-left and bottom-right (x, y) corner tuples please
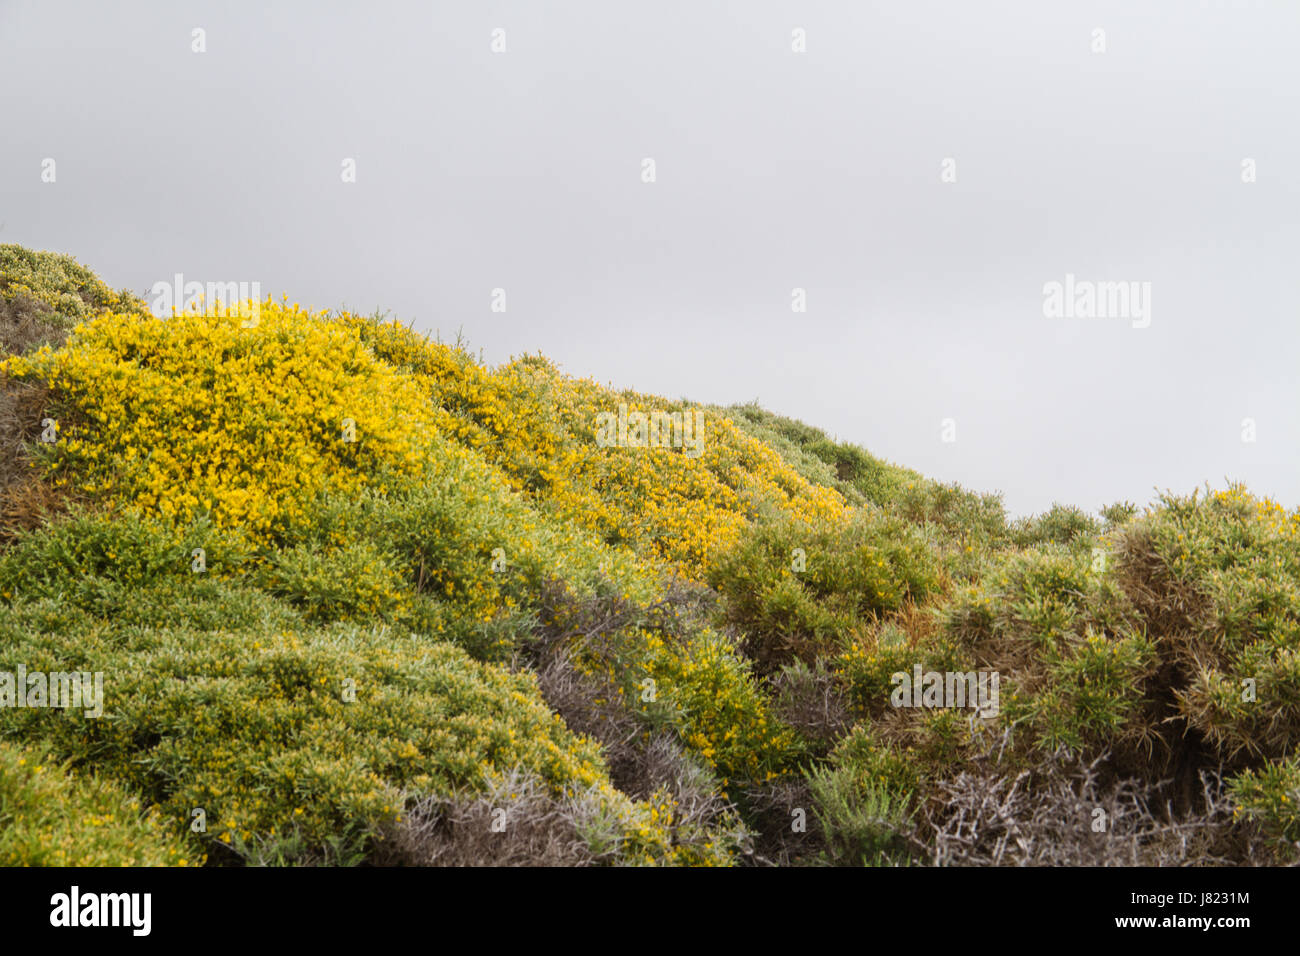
(913, 732), (1280, 867)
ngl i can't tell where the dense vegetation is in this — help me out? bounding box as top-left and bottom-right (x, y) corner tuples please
(1, 245), (1296, 865)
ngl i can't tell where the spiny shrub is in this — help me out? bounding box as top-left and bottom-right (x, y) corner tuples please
(1228, 756), (1300, 848)
(836, 621), (964, 720)
(807, 761), (917, 866)
(934, 544), (1161, 760)
(1000, 629), (1160, 754)
(1011, 503), (1102, 549)
(879, 487), (1300, 857)
(1100, 500), (1140, 531)
(709, 506), (941, 670)
(1113, 486), (1300, 760)
(895, 480), (1010, 548)
(825, 724), (925, 799)
(804, 725), (921, 865)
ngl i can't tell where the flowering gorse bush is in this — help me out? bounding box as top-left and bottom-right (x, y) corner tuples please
(348, 317), (848, 575)
(2, 303), (438, 539)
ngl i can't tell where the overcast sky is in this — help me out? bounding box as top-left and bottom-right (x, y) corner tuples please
(2, 0), (1297, 516)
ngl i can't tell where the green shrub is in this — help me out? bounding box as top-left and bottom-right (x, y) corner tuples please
(808, 732), (917, 866)
(719, 402), (925, 508)
(826, 724), (923, 797)
(1011, 503), (1101, 549)
(895, 480), (1010, 548)
(0, 739), (196, 866)
(1100, 500), (1139, 530)
(0, 508), (250, 605)
(0, 599), (654, 863)
(710, 507), (941, 670)
(0, 244), (145, 328)
(1116, 486), (1300, 759)
(284, 469), (656, 659)
(839, 636), (924, 717)
(256, 541), (406, 624)
(1002, 628), (1159, 752)
(1229, 756), (1300, 846)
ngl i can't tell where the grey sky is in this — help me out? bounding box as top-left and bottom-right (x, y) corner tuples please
(2, 0), (1297, 516)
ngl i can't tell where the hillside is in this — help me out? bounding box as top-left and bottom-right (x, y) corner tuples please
(2, 244), (1297, 866)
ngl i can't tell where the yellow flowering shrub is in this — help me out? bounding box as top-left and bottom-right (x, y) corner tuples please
(0, 279), (846, 863)
(345, 316), (848, 577)
(2, 303), (438, 540)
(645, 628), (797, 786)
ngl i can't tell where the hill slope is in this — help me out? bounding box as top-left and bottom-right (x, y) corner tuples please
(2, 245), (1297, 866)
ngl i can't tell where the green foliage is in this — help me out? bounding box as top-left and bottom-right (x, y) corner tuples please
(0, 244), (144, 327)
(1121, 487), (1300, 759)
(256, 541), (406, 624)
(720, 401), (921, 508)
(1003, 628), (1159, 752)
(645, 627), (797, 785)
(0, 739), (196, 866)
(895, 480), (1010, 547)
(808, 751), (916, 865)
(826, 724), (923, 797)
(1011, 503), (1102, 549)
(1229, 755), (1300, 846)
(1100, 500), (1139, 530)
(837, 622), (962, 720)
(709, 506), (941, 669)
(0, 591), (649, 862)
(944, 545), (1101, 650)
(0, 509), (251, 607)
(2, 246), (1297, 867)
(284, 465), (656, 658)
